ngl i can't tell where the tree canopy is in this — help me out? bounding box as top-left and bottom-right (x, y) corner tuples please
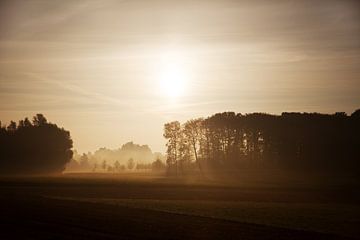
(164, 110), (360, 175)
(0, 114), (73, 174)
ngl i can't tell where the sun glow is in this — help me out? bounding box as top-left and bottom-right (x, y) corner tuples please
(158, 51), (188, 98)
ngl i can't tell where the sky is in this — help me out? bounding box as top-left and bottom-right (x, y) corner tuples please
(0, 0), (359, 153)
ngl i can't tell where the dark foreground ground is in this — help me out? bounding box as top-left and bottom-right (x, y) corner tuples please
(0, 172), (359, 240)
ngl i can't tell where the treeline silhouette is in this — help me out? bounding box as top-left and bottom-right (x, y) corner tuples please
(66, 142), (165, 173)
(164, 109), (360, 175)
(0, 114), (73, 174)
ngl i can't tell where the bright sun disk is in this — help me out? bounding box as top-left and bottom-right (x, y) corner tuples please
(158, 51), (188, 98)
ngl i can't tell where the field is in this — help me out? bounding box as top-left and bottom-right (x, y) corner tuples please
(0, 172), (359, 240)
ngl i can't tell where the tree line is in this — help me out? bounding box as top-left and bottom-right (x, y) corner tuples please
(65, 142), (166, 173)
(67, 154), (165, 173)
(0, 114), (73, 174)
(164, 109), (360, 175)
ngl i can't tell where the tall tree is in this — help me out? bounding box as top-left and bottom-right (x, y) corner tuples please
(163, 121), (181, 175)
(183, 118), (204, 174)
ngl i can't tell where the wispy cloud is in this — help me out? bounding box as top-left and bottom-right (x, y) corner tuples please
(25, 72), (132, 109)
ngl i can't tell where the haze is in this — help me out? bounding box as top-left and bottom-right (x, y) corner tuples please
(1, 0), (359, 153)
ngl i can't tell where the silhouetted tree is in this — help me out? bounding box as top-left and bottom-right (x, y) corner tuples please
(183, 119), (203, 174)
(0, 114), (73, 174)
(164, 109), (360, 175)
(163, 121), (181, 175)
(127, 158), (135, 170)
(102, 160), (107, 171)
(152, 158), (166, 172)
(114, 160), (120, 172)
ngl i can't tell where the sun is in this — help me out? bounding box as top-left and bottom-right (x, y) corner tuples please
(158, 51), (188, 98)
(160, 63), (186, 97)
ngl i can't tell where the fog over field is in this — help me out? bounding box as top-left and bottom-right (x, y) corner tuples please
(0, 0), (359, 239)
(66, 142), (165, 172)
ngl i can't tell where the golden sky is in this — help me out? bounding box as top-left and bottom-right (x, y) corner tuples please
(0, 0), (359, 153)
